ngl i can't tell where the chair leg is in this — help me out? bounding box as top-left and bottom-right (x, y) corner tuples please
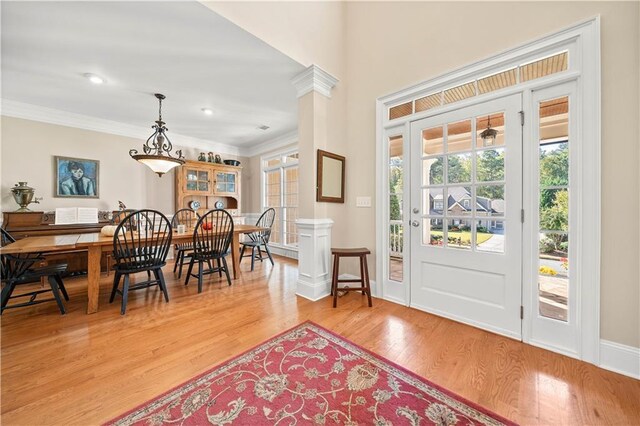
(107, 255), (111, 276)
(221, 257), (232, 286)
(257, 246), (263, 262)
(197, 260), (203, 293)
(1, 281), (18, 313)
(54, 274), (70, 301)
(173, 250), (180, 273)
(185, 258), (195, 285)
(217, 258), (222, 277)
(239, 245), (247, 264)
(156, 269), (170, 303)
(110, 271), (122, 303)
(47, 275), (66, 315)
(250, 246), (256, 271)
(363, 255), (372, 307)
(121, 274), (130, 315)
(264, 244), (275, 266)
(178, 252), (186, 279)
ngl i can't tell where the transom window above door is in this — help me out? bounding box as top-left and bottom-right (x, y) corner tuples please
(422, 113), (506, 253)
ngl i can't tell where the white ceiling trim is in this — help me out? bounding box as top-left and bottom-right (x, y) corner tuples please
(1, 99), (241, 156)
(243, 130), (298, 158)
(291, 64), (338, 98)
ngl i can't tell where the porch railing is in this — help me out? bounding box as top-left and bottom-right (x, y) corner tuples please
(389, 220), (403, 257)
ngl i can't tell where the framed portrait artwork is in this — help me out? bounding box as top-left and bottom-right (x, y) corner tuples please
(55, 156), (100, 198)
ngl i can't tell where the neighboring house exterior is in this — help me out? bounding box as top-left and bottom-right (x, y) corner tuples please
(430, 186), (504, 232)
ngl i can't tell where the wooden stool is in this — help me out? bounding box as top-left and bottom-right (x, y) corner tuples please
(331, 247), (372, 308)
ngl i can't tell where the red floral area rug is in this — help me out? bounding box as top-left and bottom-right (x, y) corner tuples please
(106, 321), (516, 426)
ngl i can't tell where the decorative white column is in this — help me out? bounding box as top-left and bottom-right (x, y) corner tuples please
(291, 65), (338, 301)
(295, 219), (334, 300)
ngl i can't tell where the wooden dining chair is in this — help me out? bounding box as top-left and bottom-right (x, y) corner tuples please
(109, 210), (172, 315)
(185, 209), (234, 293)
(106, 209), (143, 276)
(239, 208), (275, 271)
(171, 208), (200, 278)
(1, 228), (69, 315)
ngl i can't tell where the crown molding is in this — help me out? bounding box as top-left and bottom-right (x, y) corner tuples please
(242, 130), (298, 158)
(0, 98), (241, 156)
(291, 64), (338, 99)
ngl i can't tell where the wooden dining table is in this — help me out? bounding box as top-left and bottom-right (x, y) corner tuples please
(1, 224), (266, 314)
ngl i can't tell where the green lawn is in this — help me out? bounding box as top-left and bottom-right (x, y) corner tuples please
(431, 231), (494, 245)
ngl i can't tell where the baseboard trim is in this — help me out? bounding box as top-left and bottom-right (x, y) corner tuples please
(599, 340), (640, 379)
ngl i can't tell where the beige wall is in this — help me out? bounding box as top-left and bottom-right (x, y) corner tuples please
(343, 1), (639, 348)
(223, 1), (639, 348)
(1, 117), (246, 215)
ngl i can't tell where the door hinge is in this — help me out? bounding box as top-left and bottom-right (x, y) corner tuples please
(519, 110), (525, 126)
(520, 209), (525, 223)
(520, 305), (524, 319)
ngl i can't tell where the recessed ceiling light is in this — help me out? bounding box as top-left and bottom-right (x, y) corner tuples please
(201, 108), (214, 116)
(84, 73), (105, 85)
(257, 125), (270, 131)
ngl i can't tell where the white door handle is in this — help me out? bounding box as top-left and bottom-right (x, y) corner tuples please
(411, 220), (420, 227)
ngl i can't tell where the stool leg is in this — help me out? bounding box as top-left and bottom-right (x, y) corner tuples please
(332, 255), (340, 308)
(364, 254), (372, 307)
(359, 255), (365, 296)
(330, 254), (337, 296)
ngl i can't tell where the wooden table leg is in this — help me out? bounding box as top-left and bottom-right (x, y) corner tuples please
(87, 245), (101, 314)
(231, 233), (240, 279)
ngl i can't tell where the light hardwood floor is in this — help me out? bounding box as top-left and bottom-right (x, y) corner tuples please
(1, 256), (639, 425)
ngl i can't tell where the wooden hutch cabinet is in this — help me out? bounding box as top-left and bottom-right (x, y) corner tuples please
(175, 161), (242, 216)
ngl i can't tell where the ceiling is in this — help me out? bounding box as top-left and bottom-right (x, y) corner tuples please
(1, 1), (304, 148)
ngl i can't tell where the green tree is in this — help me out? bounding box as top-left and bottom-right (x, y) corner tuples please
(447, 154), (471, 183)
(540, 189), (569, 253)
(429, 157), (444, 184)
(540, 143), (569, 208)
(389, 161), (403, 221)
(477, 149), (504, 182)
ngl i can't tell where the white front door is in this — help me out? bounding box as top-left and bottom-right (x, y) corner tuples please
(409, 94), (523, 339)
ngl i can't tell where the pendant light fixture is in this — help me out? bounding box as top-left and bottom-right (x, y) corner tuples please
(480, 114), (498, 147)
(130, 93), (185, 177)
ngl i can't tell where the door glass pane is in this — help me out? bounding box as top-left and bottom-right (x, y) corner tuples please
(476, 148), (505, 182)
(447, 153), (471, 183)
(537, 96), (569, 321)
(227, 183), (235, 193)
(476, 185), (505, 217)
(186, 181), (196, 191)
(539, 233), (569, 321)
(388, 135), (404, 281)
(476, 113), (505, 148)
(476, 220), (504, 253)
(187, 170), (197, 181)
(447, 186), (472, 216)
(422, 126), (444, 155)
(446, 119), (472, 153)
(198, 171), (208, 181)
(197, 182), (208, 191)
(446, 219), (472, 250)
(423, 157), (444, 185)
(540, 142), (569, 186)
(423, 218), (443, 247)
(424, 188), (444, 216)
(421, 112), (507, 255)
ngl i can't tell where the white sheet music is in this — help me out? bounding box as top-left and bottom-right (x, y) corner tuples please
(54, 207), (99, 224)
(54, 208), (78, 225)
(77, 208), (98, 224)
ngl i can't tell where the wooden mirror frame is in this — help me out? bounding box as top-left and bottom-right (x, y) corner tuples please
(316, 150), (345, 203)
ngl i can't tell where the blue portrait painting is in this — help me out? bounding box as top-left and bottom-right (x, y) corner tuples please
(55, 156), (99, 198)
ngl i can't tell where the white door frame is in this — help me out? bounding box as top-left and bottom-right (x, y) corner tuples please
(375, 18), (600, 363)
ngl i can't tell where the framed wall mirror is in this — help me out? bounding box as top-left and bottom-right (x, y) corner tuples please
(316, 149), (345, 203)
